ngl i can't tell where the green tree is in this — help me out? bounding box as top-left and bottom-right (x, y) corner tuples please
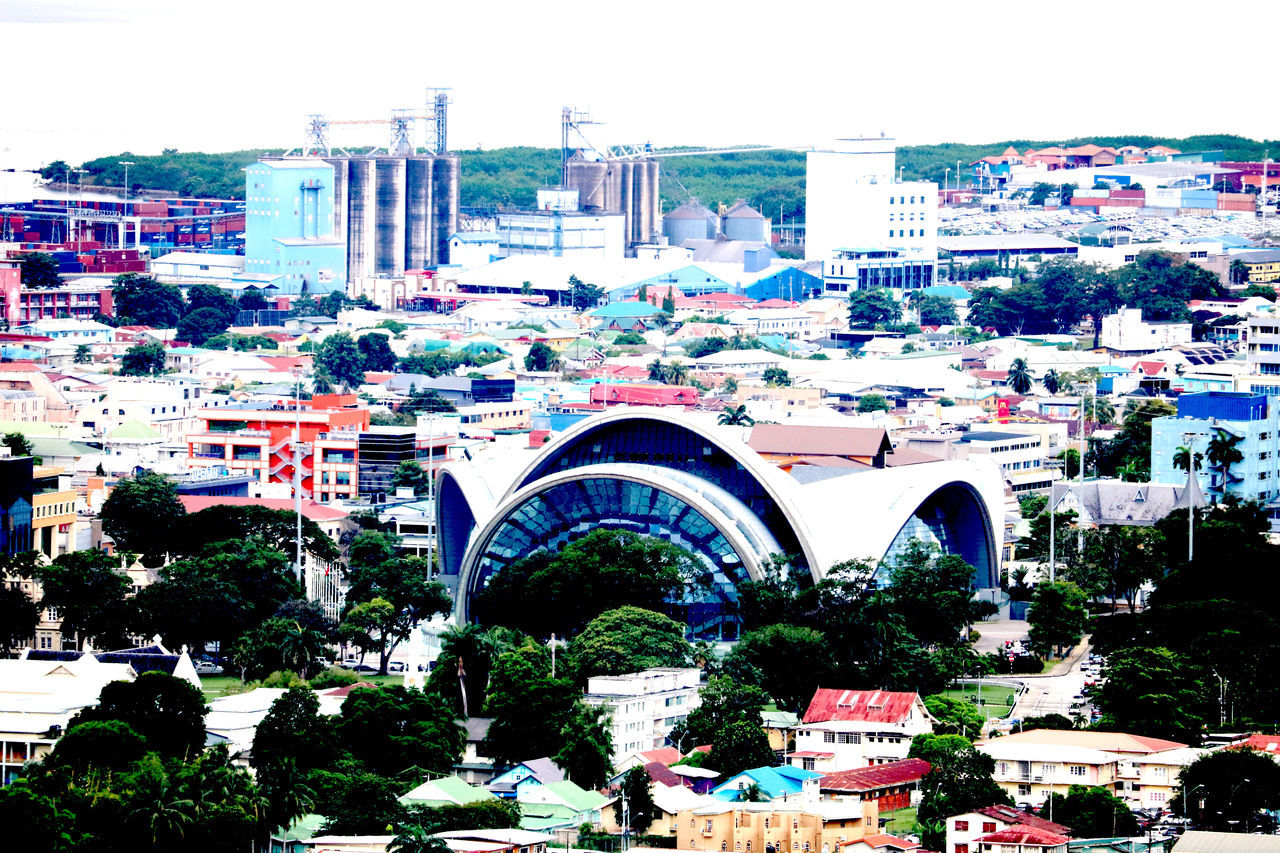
(848, 288), (899, 328)
(915, 294), (958, 326)
(100, 471), (186, 556)
(112, 274), (185, 327)
(886, 540), (987, 650)
(554, 701), (613, 790)
(1, 431), (35, 459)
(1042, 785), (1138, 837)
(0, 584), (38, 655)
(722, 624), (833, 713)
(1006, 357), (1033, 395)
(73, 672), (207, 759)
(708, 718), (776, 778)
(0, 782), (70, 852)
(923, 694), (985, 740)
(1027, 581), (1087, 658)
(120, 342), (168, 376)
(175, 307), (229, 347)
(910, 733), (1012, 850)
(338, 685), (465, 777)
(16, 252), (64, 289)
(426, 623), (504, 718)
(717, 404), (755, 426)
(342, 532), (451, 673)
(391, 460), (431, 495)
(857, 394), (890, 413)
(524, 341), (558, 372)
(1206, 428), (1245, 501)
(314, 332), (366, 388)
(252, 686), (330, 774)
(484, 639), (577, 765)
(238, 289), (269, 310)
(569, 606), (692, 679)
(1240, 282), (1275, 300)
(672, 676), (770, 749)
(48, 719), (149, 775)
(390, 827), (452, 853)
(568, 275), (604, 310)
(1043, 369), (1061, 395)
(1094, 646), (1215, 743)
(185, 283), (238, 326)
(762, 366), (791, 387)
(73, 343), (92, 363)
(471, 529), (695, 638)
(1172, 749), (1280, 830)
(358, 333), (397, 372)
(34, 549), (134, 650)
(614, 765), (658, 835)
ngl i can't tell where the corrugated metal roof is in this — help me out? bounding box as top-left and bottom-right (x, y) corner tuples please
(1173, 832), (1280, 853)
(976, 827), (1070, 846)
(750, 425), (892, 459)
(801, 689), (921, 724)
(973, 805), (1071, 836)
(819, 758), (931, 792)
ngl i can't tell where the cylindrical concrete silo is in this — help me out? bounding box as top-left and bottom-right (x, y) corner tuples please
(434, 154), (461, 266)
(619, 160), (635, 244)
(405, 156), (433, 272)
(565, 160), (609, 211)
(374, 157), (407, 276)
(345, 157), (377, 282)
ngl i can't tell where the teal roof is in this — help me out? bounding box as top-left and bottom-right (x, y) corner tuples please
(712, 765), (821, 801)
(401, 775), (496, 807)
(591, 302), (662, 319)
(921, 284), (971, 300)
(449, 341), (509, 356)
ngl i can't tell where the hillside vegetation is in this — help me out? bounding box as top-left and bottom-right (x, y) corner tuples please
(55, 134), (1280, 221)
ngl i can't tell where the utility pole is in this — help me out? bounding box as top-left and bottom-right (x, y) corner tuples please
(294, 369), (304, 588)
(1049, 481), (1057, 583)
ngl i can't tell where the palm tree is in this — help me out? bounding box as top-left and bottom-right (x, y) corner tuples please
(1115, 459), (1146, 483)
(129, 777), (195, 851)
(1173, 445), (1204, 474)
(1007, 358), (1033, 395)
(312, 370), (335, 395)
(278, 620), (325, 678)
(436, 623), (497, 717)
(647, 358), (665, 382)
(721, 375), (738, 395)
(1207, 428), (1245, 501)
(717, 405), (755, 427)
(259, 758), (315, 833)
(1043, 369), (1060, 395)
(390, 826), (451, 853)
(665, 360), (689, 386)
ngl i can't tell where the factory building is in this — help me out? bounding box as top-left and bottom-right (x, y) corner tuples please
(245, 159), (347, 295)
(563, 153), (660, 252)
(805, 138), (938, 264)
(496, 189), (624, 259)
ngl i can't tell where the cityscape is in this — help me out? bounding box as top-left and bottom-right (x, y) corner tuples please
(3, 9), (1280, 853)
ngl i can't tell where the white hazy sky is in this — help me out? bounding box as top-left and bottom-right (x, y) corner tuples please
(1, 0), (1275, 171)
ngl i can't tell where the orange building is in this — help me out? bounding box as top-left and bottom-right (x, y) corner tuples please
(677, 802), (878, 853)
(186, 394), (369, 502)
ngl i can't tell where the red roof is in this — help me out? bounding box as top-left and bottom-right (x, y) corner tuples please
(590, 383), (699, 407)
(755, 299), (799, 309)
(1231, 734), (1280, 754)
(820, 759), (931, 792)
(749, 425), (891, 459)
(802, 689), (921, 725)
(790, 750), (837, 759)
(973, 805), (1070, 836)
(177, 495), (349, 522)
(1133, 360), (1167, 376)
(643, 761), (684, 788)
(639, 747), (683, 765)
(689, 292), (757, 305)
(258, 355), (311, 371)
(975, 827), (1069, 847)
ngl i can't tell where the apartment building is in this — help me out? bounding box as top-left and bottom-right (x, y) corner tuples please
(975, 729), (1203, 809)
(77, 376), (227, 442)
(957, 431), (1059, 495)
(186, 395), (369, 502)
(0, 268), (114, 326)
(790, 690), (935, 773)
(945, 805), (1070, 853)
(677, 801), (879, 853)
(582, 667), (701, 761)
(1150, 391), (1280, 504)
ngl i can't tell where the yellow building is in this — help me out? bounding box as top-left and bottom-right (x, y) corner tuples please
(677, 802), (878, 853)
(451, 401), (533, 431)
(30, 466), (78, 561)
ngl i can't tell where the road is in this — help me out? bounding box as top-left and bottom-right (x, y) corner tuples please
(972, 617), (1097, 728)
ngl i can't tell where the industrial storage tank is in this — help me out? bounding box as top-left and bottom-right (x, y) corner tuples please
(340, 157), (378, 281)
(565, 155), (660, 250)
(565, 158), (610, 211)
(663, 201), (719, 246)
(405, 157), (434, 271)
(433, 155), (461, 266)
(721, 199), (770, 243)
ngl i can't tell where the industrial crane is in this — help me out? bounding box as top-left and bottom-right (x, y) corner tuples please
(291, 88), (453, 159)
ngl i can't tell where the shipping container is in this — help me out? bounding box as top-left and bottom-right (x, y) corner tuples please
(1075, 188), (1110, 198)
(1111, 189), (1145, 200)
(1147, 188), (1181, 207)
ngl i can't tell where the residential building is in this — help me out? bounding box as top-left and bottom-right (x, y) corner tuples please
(30, 465), (77, 562)
(712, 766), (822, 803)
(1099, 308), (1192, 355)
(676, 800), (879, 853)
(14, 318), (115, 346)
(599, 784), (712, 837)
(0, 272), (114, 327)
(806, 138), (937, 262)
(400, 775), (498, 809)
(976, 729), (1201, 809)
(487, 757), (565, 799)
(957, 431), (1059, 495)
(77, 376), (223, 442)
(583, 668), (701, 762)
(1245, 314), (1280, 382)
(791, 690), (935, 773)
(945, 805), (1071, 853)
(1229, 250), (1280, 284)
(841, 834), (921, 853)
(1150, 391), (1280, 504)
(185, 397), (369, 501)
(1173, 832), (1280, 853)
(726, 308), (815, 339)
(244, 159), (346, 295)
(452, 400), (532, 431)
(517, 779), (611, 830)
(817, 759), (931, 811)
(436, 829), (552, 853)
(0, 388), (43, 422)
(973, 826), (1069, 853)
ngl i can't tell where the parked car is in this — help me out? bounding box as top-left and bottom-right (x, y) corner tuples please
(387, 661), (407, 673)
(340, 658), (362, 669)
(194, 660), (224, 675)
(351, 663), (378, 674)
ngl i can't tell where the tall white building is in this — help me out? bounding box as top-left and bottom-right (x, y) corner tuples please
(582, 667), (701, 762)
(805, 138), (938, 264)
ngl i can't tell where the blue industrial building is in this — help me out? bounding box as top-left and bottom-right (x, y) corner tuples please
(1150, 392), (1280, 503)
(244, 159), (346, 295)
(744, 265), (824, 302)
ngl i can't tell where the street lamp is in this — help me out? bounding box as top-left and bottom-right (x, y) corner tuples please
(1182, 783), (1205, 820)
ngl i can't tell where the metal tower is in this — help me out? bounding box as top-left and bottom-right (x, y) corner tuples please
(424, 88), (452, 155)
(560, 106), (601, 182)
(302, 114), (330, 157)
(389, 109), (416, 156)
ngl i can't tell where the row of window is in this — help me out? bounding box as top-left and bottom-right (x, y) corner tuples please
(889, 195), (926, 205)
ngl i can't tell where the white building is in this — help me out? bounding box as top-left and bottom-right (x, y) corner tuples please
(497, 189), (625, 259)
(725, 308), (815, 339)
(15, 318), (115, 344)
(582, 667), (701, 761)
(790, 689), (935, 773)
(1099, 308), (1192, 354)
(822, 247), (937, 295)
(806, 138), (938, 263)
(75, 376), (228, 442)
(151, 252), (247, 284)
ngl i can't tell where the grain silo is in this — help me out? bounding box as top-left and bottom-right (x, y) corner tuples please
(663, 201), (719, 246)
(327, 153), (460, 279)
(721, 199), (771, 244)
(564, 154), (660, 251)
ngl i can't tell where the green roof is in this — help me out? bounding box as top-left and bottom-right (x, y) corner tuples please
(400, 775), (496, 807)
(106, 419), (163, 442)
(279, 813), (327, 841)
(518, 803), (582, 831)
(761, 710), (799, 727)
(540, 780), (609, 812)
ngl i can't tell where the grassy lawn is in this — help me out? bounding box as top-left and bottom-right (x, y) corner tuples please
(937, 684), (1018, 720)
(881, 806), (917, 835)
(200, 673), (404, 698)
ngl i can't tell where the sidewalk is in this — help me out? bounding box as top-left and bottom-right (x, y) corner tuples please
(1024, 634), (1091, 678)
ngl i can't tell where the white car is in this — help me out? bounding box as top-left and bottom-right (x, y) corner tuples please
(194, 660), (224, 675)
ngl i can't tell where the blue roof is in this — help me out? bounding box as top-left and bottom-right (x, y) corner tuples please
(920, 284), (971, 300)
(591, 302), (662, 319)
(711, 765), (821, 801)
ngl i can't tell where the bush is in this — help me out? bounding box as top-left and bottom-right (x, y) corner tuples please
(310, 666), (359, 689)
(261, 670), (307, 689)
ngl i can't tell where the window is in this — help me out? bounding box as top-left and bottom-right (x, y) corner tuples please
(1017, 784), (1032, 796)
(983, 823), (997, 833)
(955, 822), (969, 832)
(956, 847), (969, 853)
(823, 732), (835, 744)
(765, 819), (770, 829)
(1070, 765), (1086, 777)
(706, 821), (714, 834)
(838, 733), (860, 744)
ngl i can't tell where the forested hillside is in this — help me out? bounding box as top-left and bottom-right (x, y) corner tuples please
(53, 134), (1280, 220)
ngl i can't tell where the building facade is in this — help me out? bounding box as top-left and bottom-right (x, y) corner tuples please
(1099, 308), (1192, 354)
(822, 248), (936, 295)
(791, 690), (935, 773)
(676, 802), (879, 853)
(1150, 391), (1280, 504)
(582, 668), (701, 761)
(0, 270), (114, 327)
(245, 159), (347, 295)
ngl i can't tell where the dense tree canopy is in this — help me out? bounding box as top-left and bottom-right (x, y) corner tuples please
(569, 606), (692, 679)
(99, 471), (187, 557)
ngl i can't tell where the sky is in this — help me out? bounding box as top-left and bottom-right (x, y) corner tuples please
(1, 0), (1276, 172)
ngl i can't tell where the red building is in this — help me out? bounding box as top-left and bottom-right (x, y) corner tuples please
(0, 261), (114, 326)
(819, 758), (932, 812)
